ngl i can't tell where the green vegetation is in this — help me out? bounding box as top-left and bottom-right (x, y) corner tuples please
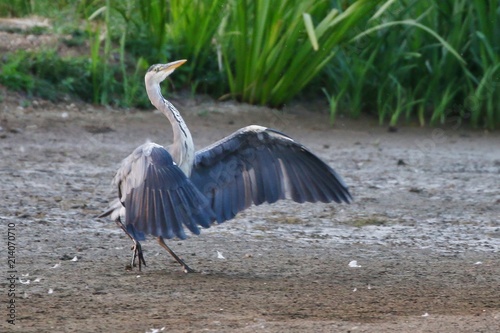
(223, 0), (383, 106)
(0, 0), (499, 128)
(0, 50), (92, 102)
(349, 217), (388, 228)
(325, 0), (500, 128)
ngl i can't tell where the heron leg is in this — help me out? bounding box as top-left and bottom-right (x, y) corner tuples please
(114, 217), (147, 271)
(157, 237), (195, 273)
(130, 240), (146, 271)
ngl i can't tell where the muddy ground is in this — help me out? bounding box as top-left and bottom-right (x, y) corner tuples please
(0, 86), (499, 333)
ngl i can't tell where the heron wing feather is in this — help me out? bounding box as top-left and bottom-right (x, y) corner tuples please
(191, 126), (352, 223)
(112, 143), (215, 240)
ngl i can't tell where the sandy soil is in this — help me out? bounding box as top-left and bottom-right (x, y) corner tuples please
(1, 86), (499, 333)
(0, 19), (499, 332)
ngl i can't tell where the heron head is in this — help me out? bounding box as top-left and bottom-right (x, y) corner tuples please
(145, 59), (187, 84)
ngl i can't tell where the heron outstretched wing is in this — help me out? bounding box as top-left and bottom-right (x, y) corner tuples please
(190, 125), (352, 223)
(114, 142), (215, 240)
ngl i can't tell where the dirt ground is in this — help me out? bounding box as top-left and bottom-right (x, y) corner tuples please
(1, 86), (499, 333)
(0, 19), (499, 333)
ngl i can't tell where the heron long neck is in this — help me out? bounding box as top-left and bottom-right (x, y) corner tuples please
(147, 83), (194, 175)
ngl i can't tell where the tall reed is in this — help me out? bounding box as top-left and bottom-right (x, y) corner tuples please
(323, 0), (500, 128)
(222, 0), (388, 107)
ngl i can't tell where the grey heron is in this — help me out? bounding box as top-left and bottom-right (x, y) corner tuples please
(99, 59), (352, 273)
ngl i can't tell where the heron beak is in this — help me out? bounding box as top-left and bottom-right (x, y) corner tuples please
(163, 59), (187, 71)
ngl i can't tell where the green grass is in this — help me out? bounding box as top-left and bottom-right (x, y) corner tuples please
(0, 49), (151, 107)
(165, 0), (227, 89)
(0, 50), (92, 102)
(323, 0), (500, 128)
(222, 0), (387, 106)
(349, 218), (388, 228)
(0, 0), (499, 128)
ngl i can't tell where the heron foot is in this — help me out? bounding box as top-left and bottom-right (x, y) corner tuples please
(182, 265), (196, 274)
(130, 241), (146, 271)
